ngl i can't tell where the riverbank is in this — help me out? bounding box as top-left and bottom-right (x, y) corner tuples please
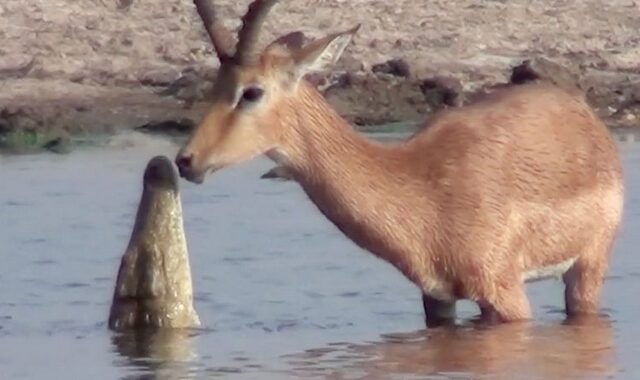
(1, 0), (639, 152)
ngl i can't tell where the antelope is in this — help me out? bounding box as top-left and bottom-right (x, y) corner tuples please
(175, 0), (624, 325)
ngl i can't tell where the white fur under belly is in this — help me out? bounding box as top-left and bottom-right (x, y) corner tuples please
(420, 257), (578, 302)
(523, 257), (577, 282)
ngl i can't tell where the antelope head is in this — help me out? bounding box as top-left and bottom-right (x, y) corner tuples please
(175, 0), (359, 183)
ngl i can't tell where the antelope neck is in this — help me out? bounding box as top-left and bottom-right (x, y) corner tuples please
(276, 82), (428, 276)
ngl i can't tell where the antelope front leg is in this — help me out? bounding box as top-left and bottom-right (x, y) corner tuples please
(480, 281), (532, 323)
(422, 294), (456, 327)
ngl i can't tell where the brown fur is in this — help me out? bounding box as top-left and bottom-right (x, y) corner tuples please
(176, 0), (624, 324)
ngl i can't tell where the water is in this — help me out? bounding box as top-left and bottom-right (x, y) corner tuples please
(1, 130), (640, 379)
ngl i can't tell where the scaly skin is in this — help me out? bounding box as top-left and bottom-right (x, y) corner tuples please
(108, 156), (200, 331)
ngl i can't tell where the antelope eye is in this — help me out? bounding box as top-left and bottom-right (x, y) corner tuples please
(240, 86), (264, 103)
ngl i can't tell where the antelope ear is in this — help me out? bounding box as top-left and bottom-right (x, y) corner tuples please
(267, 31), (306, 51)
(289, 24), (360, 79)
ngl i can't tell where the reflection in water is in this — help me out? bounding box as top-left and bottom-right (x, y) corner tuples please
(111, 328), (200, 379)
(2, 132), (639, 379)
(283, 316), (615, 379)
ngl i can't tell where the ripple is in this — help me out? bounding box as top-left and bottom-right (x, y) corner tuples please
(205, 366), (242, 375)
(353, 268), (371, 277)
(33, 258), (56, 265)
(22, 278), (48, 286)
(327, 342), (351, 347)
(69, 223), (94, 231)
(21, 237), (47, 245)
(380, 330), (428, 344)
(599, 307), (614, 316)
(312, 322), (353, 330)
(194, 292), (213, 302)
(300, 347), (337, 358)
(303, 291), (325, 300)
(276, 320), (299, 331)
(541, 305), (566, 315)
(246, 321), (269, 330)
(4, 200), (30, 207)
(44, 191), (70, 198)
(118, 211), (135, 220)
(62, 282), (90, 288)
(222, 256), (259, 264)
(68, 300), (90, 306)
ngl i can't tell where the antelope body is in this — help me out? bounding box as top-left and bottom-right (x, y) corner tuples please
(175, 0), (624, 324)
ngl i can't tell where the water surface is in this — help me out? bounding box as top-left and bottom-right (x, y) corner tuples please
(2, 130), (640, 379)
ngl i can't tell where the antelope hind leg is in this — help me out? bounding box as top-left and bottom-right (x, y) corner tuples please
(563, 257), (607, 316)
(563, 231), (614, 317)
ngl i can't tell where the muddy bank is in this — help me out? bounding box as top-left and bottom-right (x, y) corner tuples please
(1, 0), (639, 152)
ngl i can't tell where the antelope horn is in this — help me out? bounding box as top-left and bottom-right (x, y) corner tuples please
(193, 0), (235, 62)
(234, 0), (279, 64)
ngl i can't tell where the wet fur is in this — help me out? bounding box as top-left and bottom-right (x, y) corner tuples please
(270, 81), (624, 323)
(177, 3), (624, 323)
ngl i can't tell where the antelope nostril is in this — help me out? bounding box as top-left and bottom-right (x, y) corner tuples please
(175, 153), (193, 171)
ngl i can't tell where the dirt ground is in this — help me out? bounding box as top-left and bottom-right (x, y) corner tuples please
(1, 0), (640, 144)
